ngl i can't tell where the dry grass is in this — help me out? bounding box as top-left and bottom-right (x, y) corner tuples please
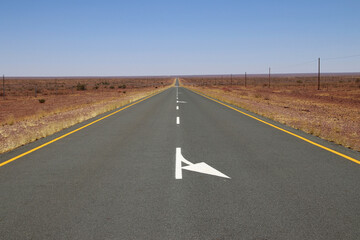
(0, 77), (174, 153)
(0, 76), (170, 97)
(181, 75), (360, 152)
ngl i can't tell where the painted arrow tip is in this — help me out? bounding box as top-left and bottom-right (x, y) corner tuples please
(182, 162), (231, 179)
(175, 147), (230, 179)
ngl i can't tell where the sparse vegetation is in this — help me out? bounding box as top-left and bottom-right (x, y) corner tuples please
(3, 114), (15, 126)
(0, 77), (174, 153)
(38, 99), (46, 103)
(76, 83), (86, 91)
(181, 75), (360, 151)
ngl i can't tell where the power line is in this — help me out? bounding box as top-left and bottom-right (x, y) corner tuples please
(273, 54), (360, 72)
(272, 59), (317, 72)
(283, 59), (318, 68)
(323, 54), (360, 61)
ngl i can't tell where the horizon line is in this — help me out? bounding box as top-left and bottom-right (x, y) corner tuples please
(3, 71), (360, 78)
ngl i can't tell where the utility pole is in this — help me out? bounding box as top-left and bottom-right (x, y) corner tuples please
(318, 58), (321, 90)
(268, 67), (271, 88)
(245, 72), (247, 87)
(2, 75), (4, 99)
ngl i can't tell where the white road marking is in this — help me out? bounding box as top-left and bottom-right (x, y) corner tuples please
(176, 106), (179, 110)
(175, 148), (230, 179)
(176, 117), (180, 125)
(177, 100), (187, 103)
(176, 148), (192, 179)
(182, 163), (230, 179)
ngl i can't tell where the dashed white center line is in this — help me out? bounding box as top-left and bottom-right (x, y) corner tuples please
(176, 106), (179, 110)
(176, 117), (180, 125)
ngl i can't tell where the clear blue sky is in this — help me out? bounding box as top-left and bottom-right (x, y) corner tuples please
(1, 0), (359, 76)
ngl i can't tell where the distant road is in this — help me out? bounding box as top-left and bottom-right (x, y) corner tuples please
(1, 79), (360, 239)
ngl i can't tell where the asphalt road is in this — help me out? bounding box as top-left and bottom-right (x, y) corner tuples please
(1, 80), (360, 239)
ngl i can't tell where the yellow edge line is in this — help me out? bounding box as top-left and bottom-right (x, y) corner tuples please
(0, 89), (168, 168)
(187, 88), (360, 165)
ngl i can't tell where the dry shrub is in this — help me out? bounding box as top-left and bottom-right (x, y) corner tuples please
(0, 82), (174, 153)
(3, 114), (15, 126)
(186, 85), (360, 152)
(222, 87), (232, 92)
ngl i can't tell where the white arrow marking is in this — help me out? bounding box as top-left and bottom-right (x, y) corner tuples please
(182, 163), (230, 178)
(175, 148), (230, 179)
(176, 148), (192, 179)
(177, 100), (187, 103)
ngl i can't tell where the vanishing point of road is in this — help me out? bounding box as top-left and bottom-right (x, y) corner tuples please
(1, 79), (360, 239)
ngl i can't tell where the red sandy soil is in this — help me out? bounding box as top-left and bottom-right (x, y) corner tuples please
(0, 77), (173, 153)
(181, 76), (360, 152)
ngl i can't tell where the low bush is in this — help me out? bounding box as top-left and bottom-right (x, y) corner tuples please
(76, 83), (86, 91)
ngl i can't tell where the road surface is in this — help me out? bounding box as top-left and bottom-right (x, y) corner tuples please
(1, 80), (360, 239)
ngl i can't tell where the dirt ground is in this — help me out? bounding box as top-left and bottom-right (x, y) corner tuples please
(0, 77), (173, 153)
(181, 75), (360, 152)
